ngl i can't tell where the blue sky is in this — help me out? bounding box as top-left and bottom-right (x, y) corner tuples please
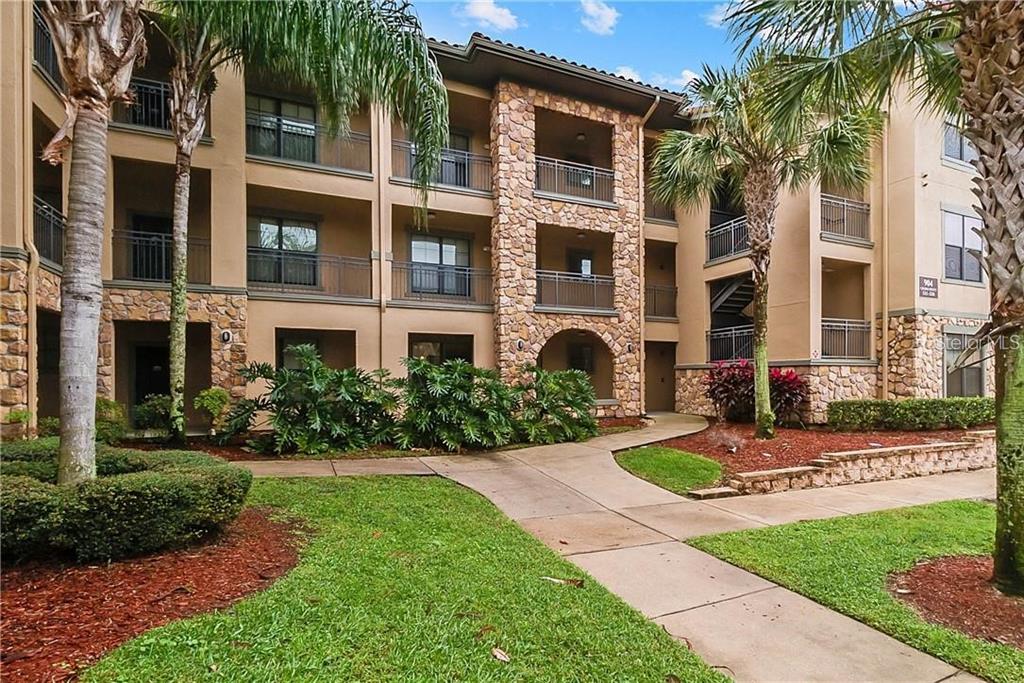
(414, 1), (740, 93)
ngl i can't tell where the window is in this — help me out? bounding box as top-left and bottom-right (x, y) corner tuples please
(568, 342), (594, 374)
(409, 233), (470, 296)
(408, 334), (473, 364)
(944, 333), (984, 397)
(276, 334), (320, 369)
(247, 215), (319, 286)
(245, 94), (317, 162)
(943, 122), (978, 164)
(943, 210), (983, 283)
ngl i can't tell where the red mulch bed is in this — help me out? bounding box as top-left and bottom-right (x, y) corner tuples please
(598, 417), (647, 429)
(659, 423), (971, 475)
(0, 508), (304, 682)
(890, 555), (1024, 649)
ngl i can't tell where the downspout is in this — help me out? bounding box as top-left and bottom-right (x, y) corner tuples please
(22, 2), (39, 433)
(637, 95), (660, 416)
(880, 117), (890, 398)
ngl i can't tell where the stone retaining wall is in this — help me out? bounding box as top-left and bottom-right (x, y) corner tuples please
(723, 431), (994, 495)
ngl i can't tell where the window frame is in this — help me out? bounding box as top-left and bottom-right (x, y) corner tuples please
(943, 331), (985, 398)
(941, 121), (978, 166)
(941, 208), (984, 286)
(407, 333), (474, 364)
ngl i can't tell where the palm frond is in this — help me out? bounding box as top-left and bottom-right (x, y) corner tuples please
(649, 130), (734, 207)
(804, 107), (882, 193)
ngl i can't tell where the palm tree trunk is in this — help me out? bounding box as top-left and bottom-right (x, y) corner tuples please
(744, 167), (780, 439)
(955, 0), (1024, 594)
(58, 108), (108, 485)
(168, 147), (191, 443)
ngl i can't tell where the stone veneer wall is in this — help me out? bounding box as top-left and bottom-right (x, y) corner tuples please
(726, 431), (994, 495)
(881, 313), (994, 399)
(490, 80), (643, 417)
(675, 363), (878, 424)
(99, 288), (248, 399)
(1, 257), (30, 435)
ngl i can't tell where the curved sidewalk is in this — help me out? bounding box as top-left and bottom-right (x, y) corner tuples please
(243, 413), (992, 682)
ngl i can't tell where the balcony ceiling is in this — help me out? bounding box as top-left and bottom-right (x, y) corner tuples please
(429, 34), (690, 131)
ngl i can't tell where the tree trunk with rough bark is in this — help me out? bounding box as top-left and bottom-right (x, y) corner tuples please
(58, 108), (108, 485)
(167, 55), (209, 444)
(954, 0), (1024, 593)
(744, 166), (780, 440)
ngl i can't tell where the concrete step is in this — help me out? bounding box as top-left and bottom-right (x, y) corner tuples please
(688, 486), (742, 500)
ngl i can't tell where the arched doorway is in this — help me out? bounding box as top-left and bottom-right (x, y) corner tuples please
(537, 329), (614, 400)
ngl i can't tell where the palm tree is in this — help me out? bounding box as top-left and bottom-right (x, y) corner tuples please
(650, 54), (879, 439)
(149, 0), (449, 442)
(729, 0), (1023, 595)
(38, 0), (147, 485)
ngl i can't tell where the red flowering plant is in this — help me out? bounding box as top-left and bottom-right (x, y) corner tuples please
(705, 361), (808, 424)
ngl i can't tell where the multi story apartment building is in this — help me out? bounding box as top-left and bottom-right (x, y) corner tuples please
(0, 4), (991, 434)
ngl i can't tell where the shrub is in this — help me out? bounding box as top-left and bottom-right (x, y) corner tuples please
(95, 398), (128, 444)
(395, 357), (521, 451)
(134, 394), (173, 431)
(231, 345), (398, 454)
(0, 442), (251, 562)
(705, 361), (808, 424)
(515, 365), (598, 444)
(4, 409), (31, 439)
(194, 387), (231, 431)
(37, 416), (60, 437)
(827, 397), (994, 431)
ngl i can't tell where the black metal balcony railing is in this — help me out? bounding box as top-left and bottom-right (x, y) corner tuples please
(32, 4), (63, 88)
(706, 215), (749, 262)
(392, 140), (491, 193)
(645, 284), (677, 318)
(821, 194), (871, 242)
(247, 248), (372, 299)
(645, 196), (676, 222)
(535, 156), (614, 204)
(708, 325), (754, 361)
(536, 270), (614, 311)
(33, 196), (64, 266)
(391, 262), (492, 306)
(821, 318), (871, 359)
(112, 78), (173, 130)
(112, 230), (211, 284)
(245, 111), (371, 172)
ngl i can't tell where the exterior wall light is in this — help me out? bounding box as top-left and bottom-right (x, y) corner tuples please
(221, 331), (232, 344)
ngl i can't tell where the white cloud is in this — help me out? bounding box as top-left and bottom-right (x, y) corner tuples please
(460, 0), (520, 31)
(614, 65), (642, 81)
(651, 69), (700, 89)
(580, 0), (619, 36)
(704, 2), (730, 28)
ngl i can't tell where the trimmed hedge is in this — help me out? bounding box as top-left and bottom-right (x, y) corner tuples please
(0, 440), (251, 562)
(827, 397), (995, 431)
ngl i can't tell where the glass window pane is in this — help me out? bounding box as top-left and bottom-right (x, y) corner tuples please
(944, 244), (963, 280)
(965, 218), (983, 249)
(963, 138), (979, 163)
(411, 236), (440, 264)
(281, 223), (317, 252)
(254, 219), (280, 249)
(964, 367), (983, 396)
(964, 251), (982, 281)
(943, 124), (962, 159)
(943, 211), (963, 247)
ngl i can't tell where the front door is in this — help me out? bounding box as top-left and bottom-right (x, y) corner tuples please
(645, 341), (676, 412)
(134, 345), (170, 407)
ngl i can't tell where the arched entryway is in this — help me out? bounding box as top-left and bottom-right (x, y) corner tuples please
(537, 329), (614, 400)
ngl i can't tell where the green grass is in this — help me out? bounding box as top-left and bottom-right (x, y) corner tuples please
(86, 477), (725, 682)
(690, 500), (1023, 683)
(615, 446), (722, 494)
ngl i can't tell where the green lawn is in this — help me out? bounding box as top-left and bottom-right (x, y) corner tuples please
(87, 477), (725, 682)
(615, 446), (722, 494)
(690, 500), (1023, 683)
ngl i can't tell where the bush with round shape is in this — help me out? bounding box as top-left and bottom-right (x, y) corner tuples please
(37, 416), (60, 438)
(0, 440), (251, 562)
(134, 393), (173, 431)
(705, 361), (808, 424)
(95, 398), (128, 444)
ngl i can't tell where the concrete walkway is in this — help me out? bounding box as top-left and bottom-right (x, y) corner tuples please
(242, 413), (994, 682)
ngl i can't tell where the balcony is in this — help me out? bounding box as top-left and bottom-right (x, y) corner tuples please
(708, 325), (754, 361)
(392, 141), (491, 193)
(391, 262), (492, 307)
(536, 270), (614, 312)
(32, 4), (62, 89)
(821, 318), (871, 359)
(246, 248), (372, 299)
(821, 194), (870, 243)
(535, 156), (614, 205)
(707, 215), (749, 262)
(33, 196), (64, 267)
(111, 78), (173, 131)
(245, 111), (371, 173)
(645, 197), (676, 223)
(645, 284), (677, 319)
(112, 230), (210, 284)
